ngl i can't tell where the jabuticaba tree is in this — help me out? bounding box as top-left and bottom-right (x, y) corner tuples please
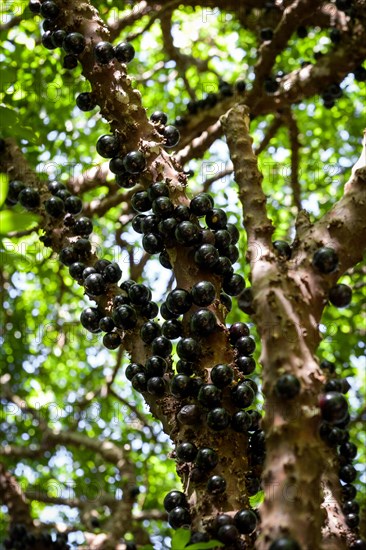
(0, 1), (365, 549)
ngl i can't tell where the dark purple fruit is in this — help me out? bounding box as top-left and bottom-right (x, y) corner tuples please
(229, 322), (250, 343)
(63, 32), (86, 55)
(350, 540), (366, 550)
(236, 356), (256, 375)
(123, 151), (146, 174)
(84, 273), (105, 295)
(40, 1), (60, 19)
(80, 307), (101, 333)
(190, 193), (214, 216)
(170, 374), (192, 398)
(339, 464), (357, 483)
(275, 374), (300, 399)
(162, 319), (182, 339)
(145, 356), (167, 378)
(112, 305), (137, 330)
(210, 364), (233, 388)
(194, 244), (219, 269)
(59, 246), (78, 266)
(168, 506), (191, 529)
(313, 247), (339, 274)
(150, 111), (168, 125)
(18, 187), (40, 209)
(328, 284), (352, 307)
(191, 281), (215, 306)
(166, 288), (192, 315)
(69, 262), (86, 280)
(99, 317), (115, 332)
(163, 125), (180, 147)
(29, 0), (41, 14)
(198, 384), (222, 408)
(189, 309), (217, 336)
(319, 392), (348, 423)
(147, 376), (166, 396)
(151, 336), (172, 357)
(207, 408), (231, 430)
(128, 283), (152, 305)
(205, 208), (227, 229)
(177, 338), (201, 361)
(195, 447), (218, 471)
(73, 216), (93, 236)
(45, 196), (64, 217)
(177, 404), (201, 425)
(223, 273), (245, 296)
(217, 524), (239, 544)
(94, 41), (115, 64)
(115, 41), (135, 63)
(234, 509), (257, 534)
(103, 332), (122, 350)
(131, 372), (147, 392)
(142, 233), (163, 254)
(235, 335), (256, 356)
(96, 134), (120, 158)
(273, 240), (292, 259)
(231, 383), (255, 408)
(232, 411), (252, 432)
(140, 321), (161, 344)
(345, 514), (359, 528)
(269, 538), (301, 550)
(64, 196), (82, 214)
(175, 221), (201, 245)
(207, 475), (226, 494)
(52, 29), (67, 47)
(103, 262), (122, 283)
(153, 196), (174, 218)
(76, 92), (96, 111)
(176, 442), (197, 462)
(63, 54), (78, 69)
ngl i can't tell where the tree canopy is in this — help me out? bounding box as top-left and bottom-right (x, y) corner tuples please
(0, 1), (365, 550)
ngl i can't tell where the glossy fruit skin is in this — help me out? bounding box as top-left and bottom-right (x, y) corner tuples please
(161, 319), (182, 340)
(207, 407), (231, 430)
(64, 195), (82, 215)
(339, 442), (358, 460)
(76, 92), (96, 111)
(29, 0), (41, 14)
(236, 356), (256, 375)
(177, 404), (201, 425)
(223, 273), (246, 296)
(175, 220), (201, 245)
(229, 322), (250, 343)
(63, 54), (78, 69)
(74, 216), (93, 235)
(59, 246), (79, 266)
(205, 208), (227, 230)
(176, 442), (197, 462)
(269, 538), (301, 550)
(103, 332), (122, 350)
(147, 376), (166, 396)
(170, 374), (192, 398)
(273, 240), (292, 259)
(142, 233), (164, 254)
(151, 336), (172, 357)
(194, 244), (219, 269)
(198, 384), (222, 408)
(234, 509), (257, 534)
(232, 410), (252, 432)
(19, 187), (40, 209)
(210, 364), (233, 388)
(190, 193), (214, 216)
(343, 500), (360, 515)
(80, 307), (101, 333)
(145, 356), (167, 378)
(115, 41), (135, 63)
(40, 1), (60, 19)
(231, 383), (255, 408)
(125, 363), (144, 381)
(152, 196), (174, 218)
(131, 372), (147, 392)
(162, 125), (180, 147)
(94, 41), (115, 63)
(150, 111), (168, 125)
(128, 283), (151, 305)
(140, 321), (161, 344)
(195, 447), (218, 471)
(168, 506), (191, 529)
(96, 134), (120, 158)
(44, 196), (65, 217)
(177, 338), (202, 361)
(217, 524), (239, 544)
(207, 475), (227, 494)
(166, 288), (192, 315)
(319, 392), (348, 424)
(313, 247), (339, 273)
(189, 309), (217, 336)
(235, 335), (256, 356)
(339, 464), (357, 483)
(123, 151), (146, 174)
(98, 316), (115, 333)
(7, 180), (25, 203)
(346, 513), (360, 528)
(275, 374), (301, 399)
(84, 273), (106, 296)
(112, 305), (137, 330)
(329, 284), (352, 307)
(69, 262), (86, 280)
(63, 32), (86, 55)
(163, 491), (187, 512)
(191, 281), (215, 306)
(51, 29), (66, 47)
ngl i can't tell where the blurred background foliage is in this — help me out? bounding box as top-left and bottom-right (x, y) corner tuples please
(0, 0), (365, 548)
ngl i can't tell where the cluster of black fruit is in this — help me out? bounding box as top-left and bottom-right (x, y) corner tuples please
(29, 0), (135, 69)
(312, 247), (352, 307)
(319, 361), (364, 547)
(4, 523), (69, 550)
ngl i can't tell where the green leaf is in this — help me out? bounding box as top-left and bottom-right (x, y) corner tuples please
(0, 210), (40, 235)
(0, 106), (39, 142)
(171, 528), (191, 550)
(185, 541), (224, 550)
(249, 490), (264, 508)
(0, 174), (9, 209)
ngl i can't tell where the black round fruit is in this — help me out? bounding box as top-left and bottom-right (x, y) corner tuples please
(191, 281), (216, 306)
(350, 540), (366, 550)
(99, 316), (115, 332)
(125, 363), (144, 381)
(236, 356), (256, 375)
(177, 337), (201, 361)
(145, 356), (167, 378)
(151, 336), (172, 357)
(232, 410), (252, 432)
(328, 284), (352, 308)
(115, 41), (135, 63)
(229, 322), (250, 343)
(207, 475), (226, 494)
(205, 208), (227, 230)
(128, 283), (152, 305)
(96, 134), (120, 158)
(63, 54), (78, 69)
(342, 484), (357, 500)
(162, 319), (182, 339)
(131, 372), (147, 392)
(275, 374), (301, 399)
(170, 374), (192, 398)
(84, 273), (105, 296)
(176, 442), (197, 462)
(112, 305), (137, 330)
(273, 240), (292, 260)
(198, 384), (222, 408)
(343, 500), (360, 515)
(123, 151), (146, 174)
(189, 309), (217, 336)
(166, 288), (192, 315)
(153, 196), (174, 218)
(177, 404), (201, 425)
(131, 191), (152, 213)
(45, 196), (64, 217)
(74, 216), (93, 236)
(142, 233), (163, 254)
(339, 464), (357, 483)
(52, 29), (66, 47)
(195, 447), (218, 471)
(345, 513), (360, 528)
(64, 195), (82, 215)
(140, 321), (161, 344)
(234, 509), (257, 534)
(223, 273), (245, 296)
(69, 261), (86, 280)
(80, 307), (101, 333)
(217, 524), (239, 544)
(319, 392), (348, 424)
(163, 491), (187, 512)
(190, 193), (214, 216)
(59, 246), (79, 266)
(168, 506), (191, 529)
(339, 442), (357, 460)
(210, 364), (233, 388)
(150, 111), (168, 125)
(63, 32), (86, 55)
(103, 332), (122, 350)
(313, 247), (339, 274)
(76, 92), (96, 111)
(18, 187), (40, 209)
(147, 376), (166, 396)
(207, 407), (231, 430)
(102, 262), (122, 283)
(231, 383), (255, 408)
(175, 221), (201, 245)
(194, 244), (219, 269)
(94, 41), (115, 64)
(269, 538), (301, 550)
(29, 0), (41, 14)
(40, 1), (60, 19)
(94, 259), (111, 273)
(163, 125), (180, 147)
(235, 335), (256, 356)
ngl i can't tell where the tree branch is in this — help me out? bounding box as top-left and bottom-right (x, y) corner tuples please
(285, 109), (302, 211)
(0, 462), (33, 527)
